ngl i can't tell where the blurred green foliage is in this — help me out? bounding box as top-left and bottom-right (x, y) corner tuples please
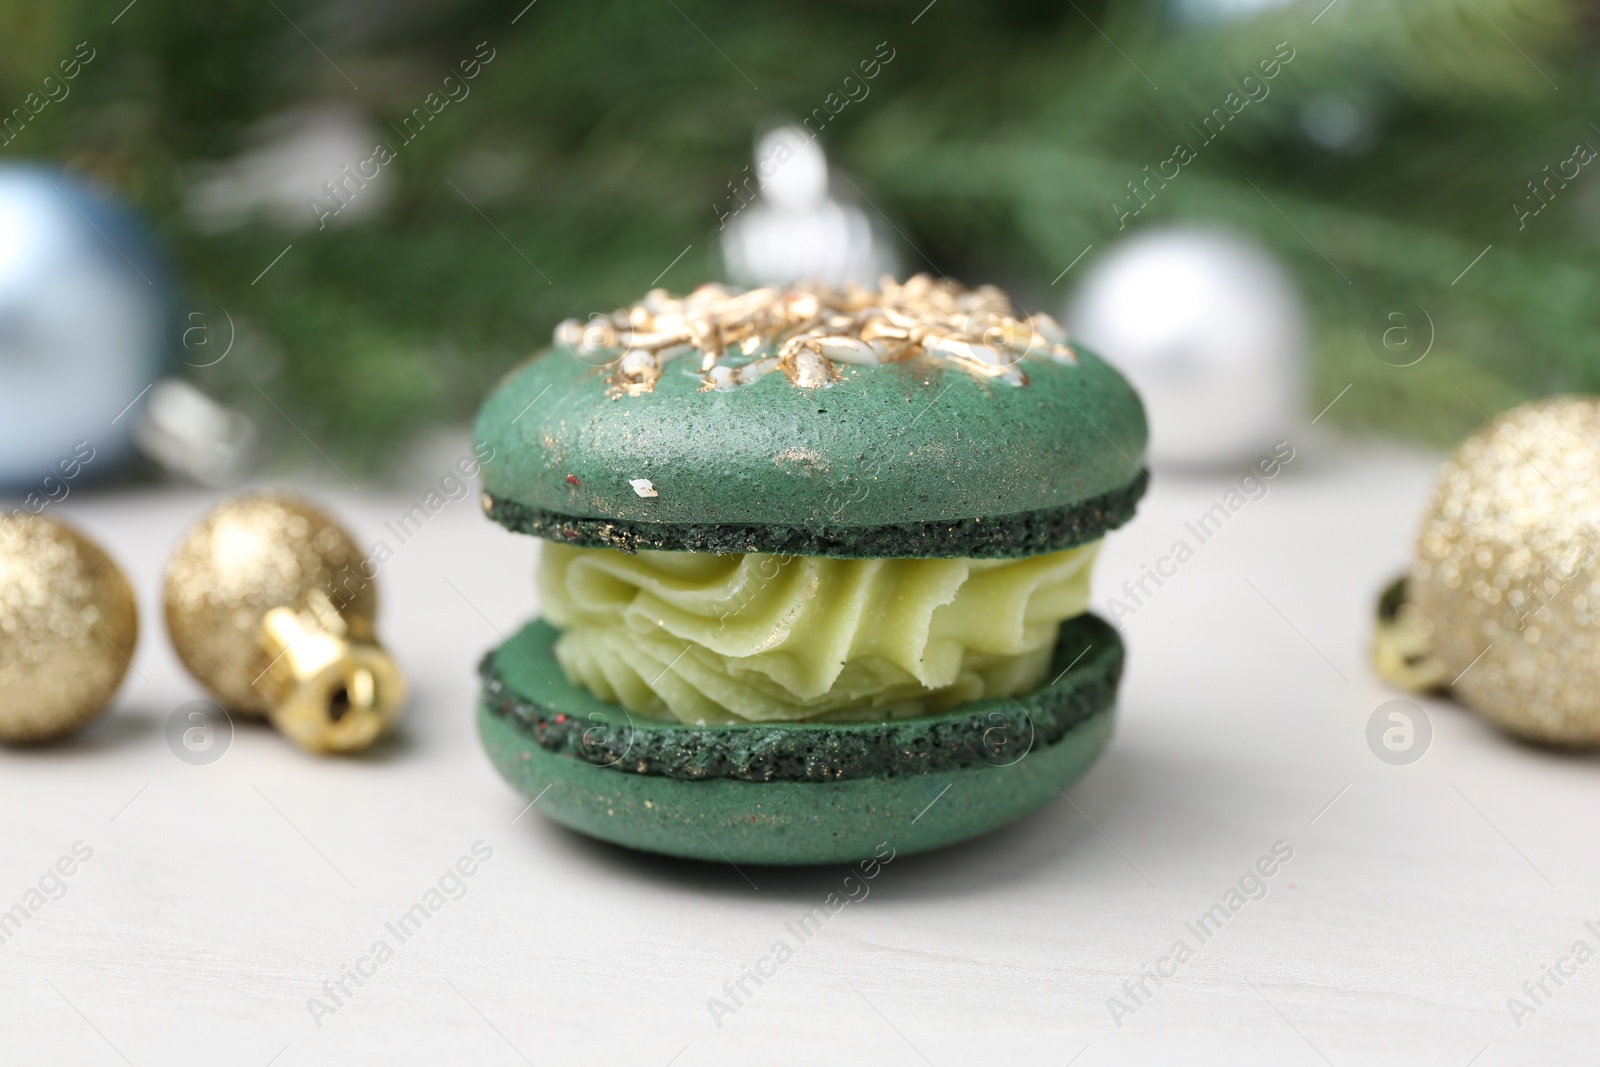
(0, 0), (1593, 465)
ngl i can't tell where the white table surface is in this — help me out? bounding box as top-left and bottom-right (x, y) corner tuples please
(3, 432), (1595, 1067)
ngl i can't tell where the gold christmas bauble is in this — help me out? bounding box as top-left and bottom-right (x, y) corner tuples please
(0, 514), (138, 743)
(1410, 396), (1600, 745)
(164, 492), (401, 754)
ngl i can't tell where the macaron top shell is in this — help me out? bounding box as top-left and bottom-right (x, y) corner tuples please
(473, 280), (1148, 558)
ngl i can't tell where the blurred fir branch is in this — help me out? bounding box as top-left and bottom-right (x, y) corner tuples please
(0, 0), (1594, 465)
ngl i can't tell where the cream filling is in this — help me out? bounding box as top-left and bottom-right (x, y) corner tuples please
(537, 541), (1100, 724)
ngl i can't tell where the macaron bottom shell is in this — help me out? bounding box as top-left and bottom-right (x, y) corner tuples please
(478, 616), (1122, 866)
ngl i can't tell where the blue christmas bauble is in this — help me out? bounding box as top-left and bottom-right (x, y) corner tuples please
(0, 165), (171, 490)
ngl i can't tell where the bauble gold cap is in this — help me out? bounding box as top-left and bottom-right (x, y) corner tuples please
(1371, 577), (1449, 694)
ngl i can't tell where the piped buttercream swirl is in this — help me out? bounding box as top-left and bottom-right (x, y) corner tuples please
(538, 542), (1099, 724)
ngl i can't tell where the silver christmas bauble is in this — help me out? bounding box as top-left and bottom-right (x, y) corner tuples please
(0, 165), (169, 488)
(1065, 226), (1306, 469)
(719, 125), (898, 288)
(1170, 0), (1296, 24)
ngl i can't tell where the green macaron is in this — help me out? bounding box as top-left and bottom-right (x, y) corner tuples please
(474, 276), (1147, 864)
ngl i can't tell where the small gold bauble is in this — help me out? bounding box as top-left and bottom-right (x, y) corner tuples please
(0, 514), (138, 743)
(1410, 395), (1600, 745)
(164, 492), (402, 754)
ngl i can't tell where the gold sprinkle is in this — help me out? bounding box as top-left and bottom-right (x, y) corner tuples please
(553, 274), (1075, 396)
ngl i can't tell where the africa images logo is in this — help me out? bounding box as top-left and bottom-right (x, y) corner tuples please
(1105, 841), (1294, 1027)
(306, 841), (494, 1028)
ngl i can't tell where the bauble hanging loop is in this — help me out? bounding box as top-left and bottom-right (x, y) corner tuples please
(164, 491), (403, 754)
(0, 513), (139, 743)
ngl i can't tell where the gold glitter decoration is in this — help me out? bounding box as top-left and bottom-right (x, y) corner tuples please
(0, 514), (138, 743)
(553, 273), (1077, 397)
(1410, 396), (1600, 745)
(164, 492), (403, 754)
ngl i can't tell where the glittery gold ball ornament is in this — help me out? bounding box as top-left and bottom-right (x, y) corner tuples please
(0, 514), (138, 743)
(1406, 396), (1600, 745)
(164, 492), (403, 754)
